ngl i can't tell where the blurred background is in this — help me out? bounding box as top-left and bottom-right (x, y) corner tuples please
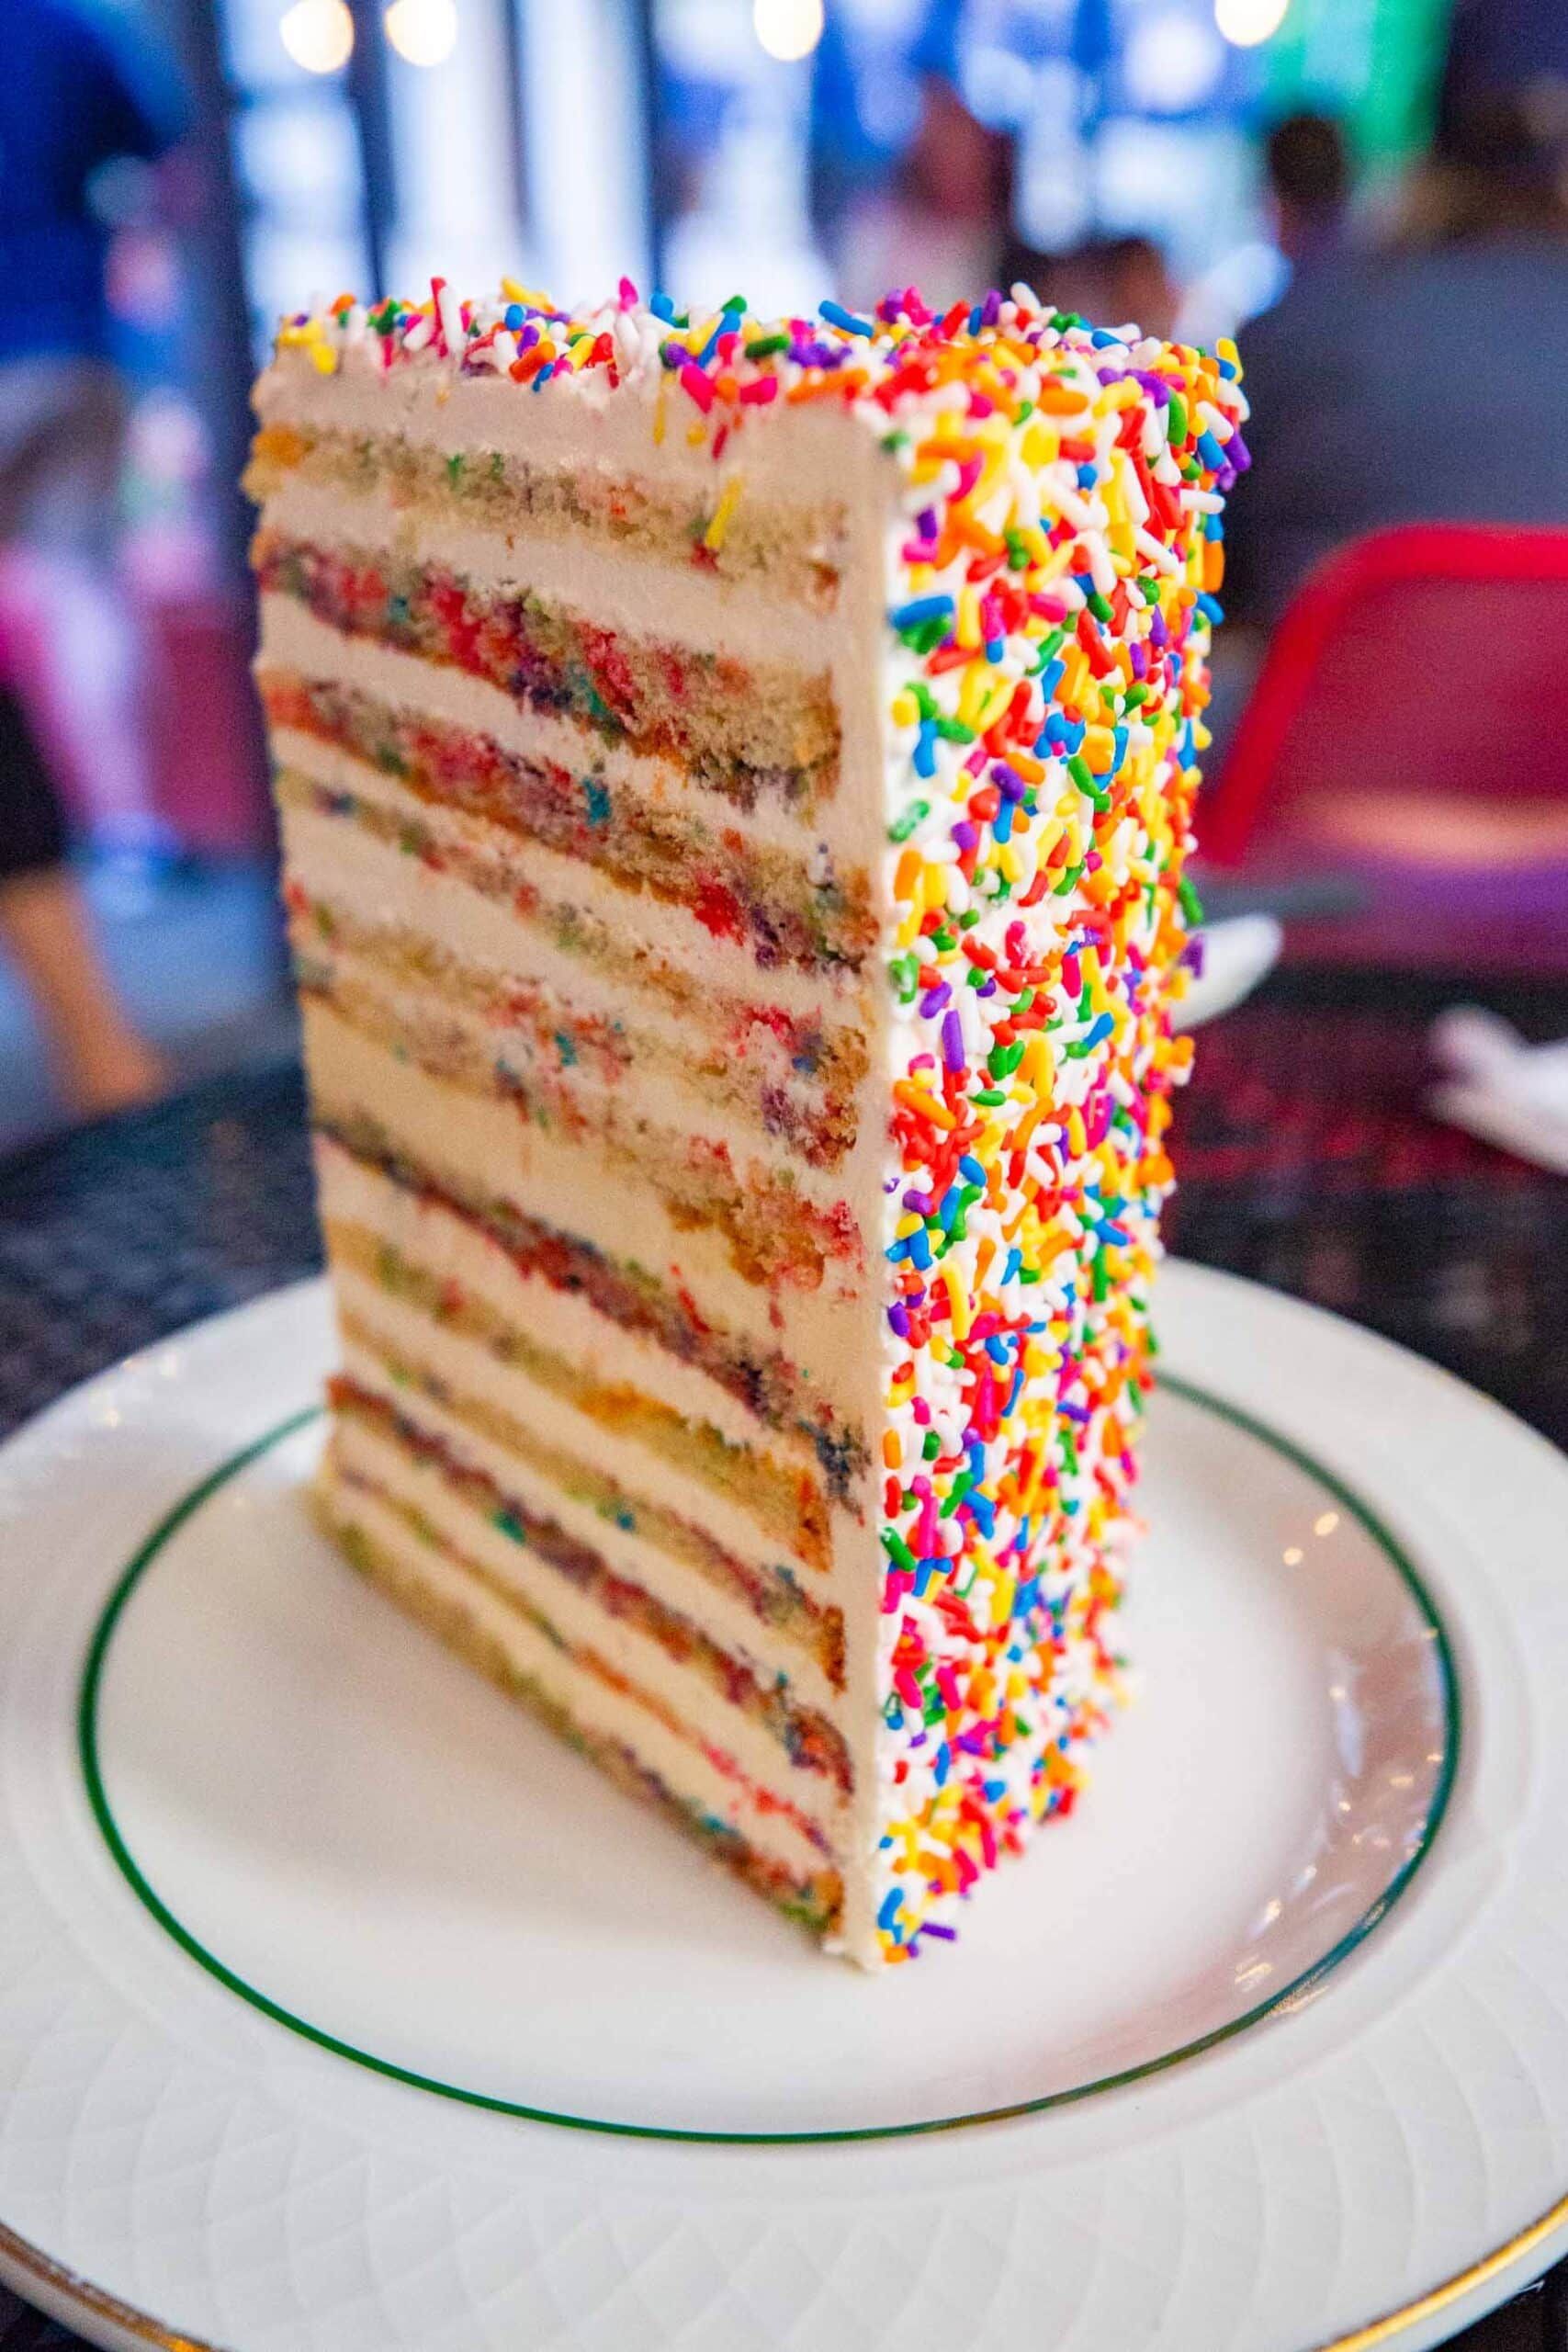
(0, 0), (1566, 1152)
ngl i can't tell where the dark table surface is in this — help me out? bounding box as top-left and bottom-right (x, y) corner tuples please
(1, 965), (1565, 2351)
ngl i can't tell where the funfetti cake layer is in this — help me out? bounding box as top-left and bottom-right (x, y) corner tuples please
(249, 277), (1247, 1968)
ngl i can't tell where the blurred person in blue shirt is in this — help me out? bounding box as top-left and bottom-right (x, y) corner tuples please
(0, 0), (186, 1119)
(1224, 84), (1568, 635)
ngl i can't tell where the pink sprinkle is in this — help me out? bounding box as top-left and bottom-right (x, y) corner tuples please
(617, 276), (638, 309)
(738, 376), (778, 406)
(678, 362), (715, 414)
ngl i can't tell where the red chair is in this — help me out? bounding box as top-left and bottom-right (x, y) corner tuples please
(1201, 525), (1568, 968)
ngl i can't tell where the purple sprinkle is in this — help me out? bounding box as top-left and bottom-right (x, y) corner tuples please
(922, 1922), (958, 1940)
(951, 820), (980, 853)
(981, 288), (1001, 326)
(919, 983), (952, 1016)
(887, 1302), (910, 1338)
(1148, 608), (1169, 650)
(904, 1188), (932, 1213)
(1227, 432), (1251, 473)
(941, 1011), (965, 1071)
(976, 977), (997, 998)
(1129, 641), (1147, 680)
(1181, 934), (1206, 978)
(992, 762), (1027, 802)
(917, 506), (939, 541)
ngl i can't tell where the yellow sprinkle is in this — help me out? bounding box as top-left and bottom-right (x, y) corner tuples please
(651, 381), (667, 447)
(942, 1266), (971, 1342)
(956, 586), (983, 650)
(702, 473), (745, 553)
(309, 342), (336, 375)
(890, 689), (919, 729)
(973, 676), (1015, 734)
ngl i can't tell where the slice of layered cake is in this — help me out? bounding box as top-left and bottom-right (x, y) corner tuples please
(248, 281), (1247, 1966)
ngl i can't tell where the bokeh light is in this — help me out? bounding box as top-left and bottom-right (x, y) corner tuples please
(752, 0), (825, 66)
(1213, 0), (1289, 47)
(384, 0), (459, 67)
(279, 0), (354, 74)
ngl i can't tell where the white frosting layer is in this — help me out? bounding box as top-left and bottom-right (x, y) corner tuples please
(262, 474), (844, 677)
(307, 929), (852, 1211)
(320, 1453), (834, 1887)
(313, 1135), (844, 1488)
(273, 714), (870, 1028)
(335, 1291), (845, 1700)
(303, 998), (870, 1385)
(329, 1406), (847, 1830)
(259, 596), (862, 867)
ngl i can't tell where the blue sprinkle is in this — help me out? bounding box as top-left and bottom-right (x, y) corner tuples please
(933, 1742), (951, 1787)
(1004, 1363), (1026, 1418)
(968, 1494), (997, 1538)
(1197, 429), (1227, 470)
(1076, 463), (1098, 490)
(889, 593), (955, 630)
(907, 1227), (932, 1271)
(994, 799), (1013, 844)
(1089, 328), (1120, 347)
(820, 299), (873, 337)
(877, 1888), (904, 1932)
(984, 636), (1006, 662)
(912, 721), (938, 779)
(532, 363), (554, 390)
(1003, 1247), (1022, 1283)
(1037, 656), (1066, 700)
(983, 1778), (1008, 1801)
(1195, 592), (1225, 625)
(649, 290), (676, 322)
(959, 1154), (987, 1186)
(503, 303), (525, 331)
(985, 1334), (1011, 1365)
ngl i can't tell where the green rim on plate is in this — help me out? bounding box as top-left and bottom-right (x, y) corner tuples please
(77, 1374), (1461, 2145)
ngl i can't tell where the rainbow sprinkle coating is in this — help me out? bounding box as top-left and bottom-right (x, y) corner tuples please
(272, 276), (1248, 1962)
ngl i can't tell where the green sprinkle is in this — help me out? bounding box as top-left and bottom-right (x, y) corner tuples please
(921, 1429), (941, 1460)
(746, 333), (789, 358)
(1168, 393), (1188, 445)
(976, 1086), (1007, 1105)
(888, 799), (930, 843)
(1086, 589), (1114, 625)
(881, 1527), (918, 1576)
(1179, 876), (1206, 925)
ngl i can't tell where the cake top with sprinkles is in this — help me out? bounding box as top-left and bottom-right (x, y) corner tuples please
(271, 277), (1247, 472)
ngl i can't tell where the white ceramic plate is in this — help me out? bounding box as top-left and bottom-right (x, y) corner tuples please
(0, 1263), (1564, 2352)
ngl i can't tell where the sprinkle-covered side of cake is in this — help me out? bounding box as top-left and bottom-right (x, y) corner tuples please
(247, 278), (1247, 1967)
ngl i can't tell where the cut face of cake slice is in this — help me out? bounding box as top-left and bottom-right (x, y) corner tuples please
(249, 282), (1248, 1967)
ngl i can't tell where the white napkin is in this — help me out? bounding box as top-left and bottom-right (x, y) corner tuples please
(1428, 1007), (1568, 1175)
(1173, 914), (1283, 1032)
